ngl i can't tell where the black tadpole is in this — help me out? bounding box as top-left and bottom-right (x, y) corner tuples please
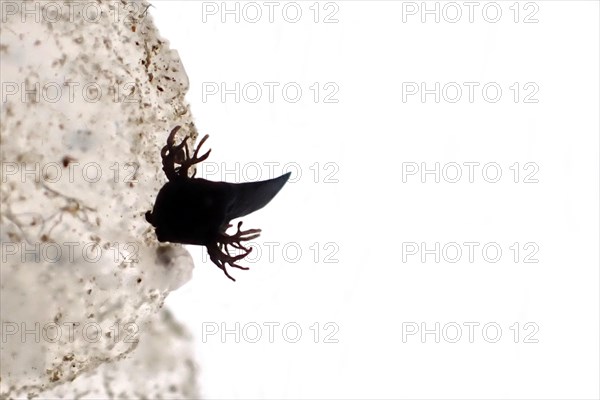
(146, 126), (291, 281)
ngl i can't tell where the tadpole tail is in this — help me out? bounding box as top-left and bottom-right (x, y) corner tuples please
(224, 172), (291, 220)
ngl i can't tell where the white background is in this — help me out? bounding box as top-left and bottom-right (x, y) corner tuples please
(153, 1), (600, 399)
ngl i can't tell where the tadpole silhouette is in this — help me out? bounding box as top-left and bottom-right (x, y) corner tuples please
(146, 126), (290, 281)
